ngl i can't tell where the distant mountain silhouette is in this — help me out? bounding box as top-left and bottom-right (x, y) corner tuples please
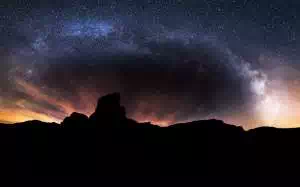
(2, 92), (300, 176)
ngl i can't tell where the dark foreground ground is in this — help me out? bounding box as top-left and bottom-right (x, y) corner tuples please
(2, 93), (300, 177)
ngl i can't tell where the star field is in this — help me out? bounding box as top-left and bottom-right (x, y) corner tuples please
(1, 0), (300, 128)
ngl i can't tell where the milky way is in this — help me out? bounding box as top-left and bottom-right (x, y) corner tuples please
(1, 0), (300, 128)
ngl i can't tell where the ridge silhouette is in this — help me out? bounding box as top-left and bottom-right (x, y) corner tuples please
(2, 92), (300, 176)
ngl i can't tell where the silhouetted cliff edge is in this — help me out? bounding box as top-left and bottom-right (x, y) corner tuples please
(2, 93), (300, 176)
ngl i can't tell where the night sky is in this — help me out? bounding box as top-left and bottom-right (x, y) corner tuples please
(1, 0), (300, 129)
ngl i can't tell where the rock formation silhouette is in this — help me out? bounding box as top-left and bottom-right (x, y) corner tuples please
(89, 92), (127, 125)
(2, 92), (300, 177)
(62, 112), (89, 128)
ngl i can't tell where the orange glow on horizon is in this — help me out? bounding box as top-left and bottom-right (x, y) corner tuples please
(0, 108), (60, 124)
(132, 112), (176, 127)
(2, 77), (300, 129)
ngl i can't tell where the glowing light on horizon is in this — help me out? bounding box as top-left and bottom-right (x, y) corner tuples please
(0, 109), (61, 124)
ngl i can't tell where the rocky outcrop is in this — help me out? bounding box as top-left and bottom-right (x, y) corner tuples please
(89, 92), (127, 126)
(62, 112), (89, 128)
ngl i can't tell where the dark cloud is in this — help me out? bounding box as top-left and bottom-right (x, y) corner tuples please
(36, 40), (254, 123)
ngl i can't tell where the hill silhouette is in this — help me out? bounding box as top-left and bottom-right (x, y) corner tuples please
(2, 92), (300, 176)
